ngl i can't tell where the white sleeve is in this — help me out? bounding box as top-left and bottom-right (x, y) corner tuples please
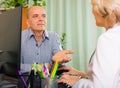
(73, 32), (120, 88)
(72, 79), (93, 88)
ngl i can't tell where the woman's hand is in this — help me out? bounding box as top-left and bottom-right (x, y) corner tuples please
(58, 66), (87, 78)
(52, 50), (74, 64)
(58, 74), (80, 87)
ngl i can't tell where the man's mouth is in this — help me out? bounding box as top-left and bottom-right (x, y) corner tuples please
(37, 24), (44, 25)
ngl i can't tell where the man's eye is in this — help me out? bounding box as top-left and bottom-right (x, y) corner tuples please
(42, 14), (46, 17)
(33, 14), (38, 18)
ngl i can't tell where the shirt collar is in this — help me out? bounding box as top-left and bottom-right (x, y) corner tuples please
(44, 30), (49, 40)
(28, 29), (49, 40)
(29, 29), (34, 38)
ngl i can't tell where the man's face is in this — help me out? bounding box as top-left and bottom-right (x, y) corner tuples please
(27, 6), (47, 32)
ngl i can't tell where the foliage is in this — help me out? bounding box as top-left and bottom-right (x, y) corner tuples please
(0, 0), (28, 10)
(33, 0), (46, 6)
(0, 0), (17, 10)
(0, 0), (46, 10)
(61, 33), (66, 50)
(17, 0), (28, 7)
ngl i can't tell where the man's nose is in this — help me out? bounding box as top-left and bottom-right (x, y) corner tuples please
(38, 16), (43, 20)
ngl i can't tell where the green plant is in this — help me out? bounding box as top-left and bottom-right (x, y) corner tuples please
(17, 0), (28, 7)
(0, 0), (28, 10)
(0, 0), (16, 10)
(33, 0), (46, 6)
(0, 0), (46, 10)
(61, 33), (66, 50)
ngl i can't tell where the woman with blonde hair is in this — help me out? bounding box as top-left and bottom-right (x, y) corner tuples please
(58, 0), (120, 88)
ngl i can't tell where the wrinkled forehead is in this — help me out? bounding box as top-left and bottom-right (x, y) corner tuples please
(27, 6), (46, 18)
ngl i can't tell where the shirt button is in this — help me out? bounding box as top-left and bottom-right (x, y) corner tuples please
(36, 44), (38, 46)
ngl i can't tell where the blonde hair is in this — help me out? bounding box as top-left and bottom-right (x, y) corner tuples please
(91, 0), (120, 28)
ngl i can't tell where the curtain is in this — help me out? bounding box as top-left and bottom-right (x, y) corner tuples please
(46, 0), (105, 72)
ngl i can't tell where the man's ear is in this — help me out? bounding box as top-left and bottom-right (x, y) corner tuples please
(108, 12), (116, 28)
(26, 20), (30, 28)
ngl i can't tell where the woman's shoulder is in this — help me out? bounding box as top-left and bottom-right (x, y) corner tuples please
(98, 27), (120, 44)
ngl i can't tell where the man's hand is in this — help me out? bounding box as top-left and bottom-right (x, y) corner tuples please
(52, 50), (74, 64)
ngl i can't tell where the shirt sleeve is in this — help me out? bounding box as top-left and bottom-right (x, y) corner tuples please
(73, 31), (120, 88)
(72, 79), (93, 88)
(51, 32), (62, 55)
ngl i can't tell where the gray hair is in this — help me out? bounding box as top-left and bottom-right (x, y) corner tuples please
(91, 0), (120, 28)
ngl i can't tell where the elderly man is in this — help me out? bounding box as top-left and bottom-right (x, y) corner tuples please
(21, 6), (74, 72)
